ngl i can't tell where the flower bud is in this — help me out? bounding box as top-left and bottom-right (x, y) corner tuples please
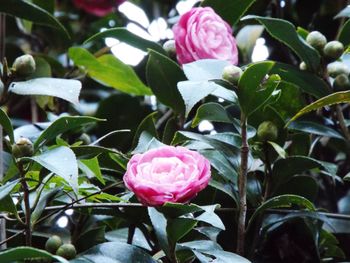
(323, 41), (344, 60)
(45, 235), (62, 254)
(222, 65), (243, 85)
(306, 31), (327, 51)
(327, 62), (350, 78)
(12, 54), (36, 77)
(257, 121), (278, 142)
(56, 244), (77, 259)
(163, 40), (176, 58)
(79, 133), (91, 145)
(333, 73), (350, 91)
(299, 61), (308, 71)
(11, 138), (34, 158)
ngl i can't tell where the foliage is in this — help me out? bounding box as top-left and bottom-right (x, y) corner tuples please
(0, 0), (350, 262)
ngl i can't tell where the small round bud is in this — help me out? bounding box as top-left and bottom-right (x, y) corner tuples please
(333, 73), (350, 91)
(222, 65), (243, 85)
(327, 62), (350, 78)
(299, 61), (308, 71)
(257, 121), (278, 142)
(45, 235), (62, 254)
(306, 31), (327, 51)
(56, 244), (77, 259)
(163, 40), (176, 57)
(79, 133), (91, 145)
(12, 54), (36, 77)
(323, 41), (344, 60)
(12, 138), (34, 158)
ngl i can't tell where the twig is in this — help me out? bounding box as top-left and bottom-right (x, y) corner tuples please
(155, 109), (173, 129)
(335, 105), (350, 141)
(127, 225), (136, 244)
(0, 230), (25, 247)
(236, 113), (248, 255)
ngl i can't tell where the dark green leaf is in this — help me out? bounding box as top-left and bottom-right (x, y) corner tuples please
(242, 16), (320, 71)
(237, 61), (280, 116)
(0, 247), (68, 263)
(79, 157), (105, 185)
(84, 27), (165, 55)
(132, 131), (165, 154)
(338, 19), (350, 46)
(335, 6), (350, 19)
(201, 0), (256, 26)
(70, 242), (156, 263)
(289, 121), (344, 140)
(132, 112), (158, 148)
(270, 62), (330, 98)
(9, 78), (81, 105)
(275, 176), (318, 201)
(0, 0), (69, 39)
(148, 207), (170, 258)
(192, 103), (232, 127)
(146, 50), (186, 114)
(34, 116), (102, 149)
(31, 188), (61, 224)
(69, 47), (151, 96)
(0, 108), (14, 144)
(167, 218), (198, 244)
(287, 91), (350, 126)
(247, 194), (316, 232)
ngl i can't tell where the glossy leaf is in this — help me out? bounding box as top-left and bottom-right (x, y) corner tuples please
(132, 112), (158, 148)
(178, 81), (237, 117)
(0, 108), (14, 144)
(288, 121), (344, 140)
(9, 78), (81, 105)
(0, 247), (68, 263)
(270, 62), (330, 98)
(0, 179), (19, 214)
(242, 16), (320, 71)
(79, 157), (105, 185)
(28, 146), (79, 193)
(182, 59), (231, 81)
(146, 50), (186, 114)
(84, 27), (165, 54)
(31, 188), (61, 224)
(201, 0), (256, 26)
(192, 102), (232, 127)
(34, 116), (102, 149)
(70, 242), (156, 263)
(69, 47), (151, 96)
(287, 91), (350, 126)
(247, 194), (316, 231)
(338, 20), (350, 46)
(335, 6), (350, 19)
(0, 0), (69, 39)
(237, 61), (280, 116)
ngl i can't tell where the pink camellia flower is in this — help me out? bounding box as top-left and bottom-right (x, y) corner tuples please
(123, 146), (211, 206)
(173, 7), (239, 65)
(73, 0), (125, 17)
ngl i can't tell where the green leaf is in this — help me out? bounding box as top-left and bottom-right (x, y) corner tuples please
(132, 112), (158, 148)
(338, 19), (350, 47)
(270, 62), (330, 98)
(31, 188), (61, 224)
(247, 194), (316, 232)
(236, 25), (265, 60)
(201, 0), (256, 26)
(69, 47), (151, 96)
(0, 179), (19, 214)
(28, 146), (79, 193)
(70, 242), (157, 263)
(0, 247), (69, 263)
(287, 91), (350, 126)
(34, 116), (102, 149)
(33, 0), (55, 13)
(132, 131), (165, 154)
(192, 102), (232, 128)
(267, 141), (287, 159)
(84, 27), (165, 55)
(146, 50), (186, 114)
(0, 0), (69, 39)
(79, 157), (105, 185)
(148, 207), (171, 258)
(242, 16), (320, 71)
(29, 57), (52, 78)
(167, 218), (198, 244)
(288, 121), (344, 140)
(196, 205), (225, 230)
(178, 81), (237, 117)
(9, 78), (81, 105)
(182, 59), (231, 81)
(0, 108), (14, 144)
(275, 175), (318, 201)
(237, 61), (280, 116)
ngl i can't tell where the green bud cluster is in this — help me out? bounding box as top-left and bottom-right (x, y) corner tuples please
(45, 235), (76, 260)
(222, 65), (243, 85)
(257, 121), (278, 142)
(12, 54), (36, 77)
(12, 137), (34, 159)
